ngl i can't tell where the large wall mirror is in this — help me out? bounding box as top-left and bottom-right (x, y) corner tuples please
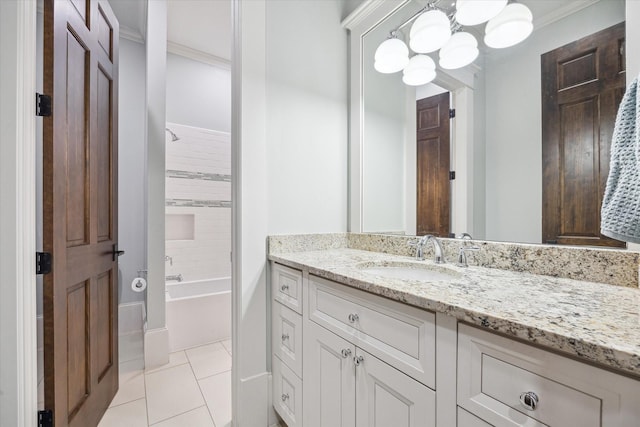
(345, 0), (629, 247)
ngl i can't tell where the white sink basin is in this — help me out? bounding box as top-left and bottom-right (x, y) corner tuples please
(356, 261), (460, 282)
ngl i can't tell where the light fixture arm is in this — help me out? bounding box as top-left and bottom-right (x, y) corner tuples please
(389, 0), (448, 37)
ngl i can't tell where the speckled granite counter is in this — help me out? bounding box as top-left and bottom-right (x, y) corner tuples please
(269, 247), (640, 378)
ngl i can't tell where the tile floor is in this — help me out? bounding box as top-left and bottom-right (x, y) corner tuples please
(98, 335), (233, 427)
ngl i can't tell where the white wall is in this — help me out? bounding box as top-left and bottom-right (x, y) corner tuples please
(361, 20), (406, 233)
(119, 38), (147, 305)
(166, 54), (231, 132)
(165, 125), (231, 282)
(483, 0), (625, 243)
(0, 1), (37, 425)
(266, 0), (348, 234)
(144, 0), (169, 368)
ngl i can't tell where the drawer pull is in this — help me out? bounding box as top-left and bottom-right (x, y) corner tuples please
(281, 333), (289, 341)
(348, 313), (359, 323)
(519, 391), (539, 411)
(281, 393), (289, 402)
(353, 355), (364, 366)
(281, 284), (289, 291)
(341, 348), (352, 358)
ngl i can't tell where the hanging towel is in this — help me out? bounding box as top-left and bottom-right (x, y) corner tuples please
(601, 77), (640, 243)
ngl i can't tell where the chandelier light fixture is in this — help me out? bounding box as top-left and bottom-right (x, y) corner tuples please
(374, 0), (533, 86)
(454, 0), (507, 26)
(403, 55), (437, 86)
(374, 36), (410, 73)
(484, 3), (534, 48)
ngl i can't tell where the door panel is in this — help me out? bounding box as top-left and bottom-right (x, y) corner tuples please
(43, 0), (120, 425)
(542, 22), (625, 247)
(355, 349), (435, 427)
(416, 92), (450, 237)
(304, 321), (356, 427)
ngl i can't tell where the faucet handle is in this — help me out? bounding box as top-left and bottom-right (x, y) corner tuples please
(457, 246), (480, 268)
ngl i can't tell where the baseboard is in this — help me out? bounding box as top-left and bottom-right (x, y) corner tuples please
(267, 373), (279, 426)
(144, 327), (169, 369)
(119, 301), (145, 335)
(238, 371), (270, 426)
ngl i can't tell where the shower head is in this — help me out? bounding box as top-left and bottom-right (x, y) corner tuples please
(165, 128), (180, 142)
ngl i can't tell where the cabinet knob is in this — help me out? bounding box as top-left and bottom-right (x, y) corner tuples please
(519, 391), (539, 411)
(348, 313), (359, 323)
(353, 355), (364, 366)
(281, 393), (289, 402)
(281, 333), (289, 341)
(341, 348), (352, 358)
(281, 284), (289, 291)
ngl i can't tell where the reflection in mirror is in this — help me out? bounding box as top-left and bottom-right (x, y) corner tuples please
(360, 0), (626, 247)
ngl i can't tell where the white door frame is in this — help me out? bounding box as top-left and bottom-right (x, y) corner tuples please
(0, 1), (38, 426)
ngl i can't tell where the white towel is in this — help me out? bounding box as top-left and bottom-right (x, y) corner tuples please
(601, 77), (640, 243)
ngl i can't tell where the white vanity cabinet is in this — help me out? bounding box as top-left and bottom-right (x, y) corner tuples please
(457, 324), (640, 427)
(272, 264), (305, 427)
(303, 319), (435, 427)
(270, 261), (640, 427)
(303, 275), (436, 427)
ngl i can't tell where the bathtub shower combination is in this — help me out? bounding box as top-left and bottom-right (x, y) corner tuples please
(164, 123), (232, 352)
(166, 277), (231, 351)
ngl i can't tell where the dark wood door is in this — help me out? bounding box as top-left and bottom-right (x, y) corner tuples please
(43, 0), (120, 425)
(542, 22), (625, 247)
(416, 92), (451, 237)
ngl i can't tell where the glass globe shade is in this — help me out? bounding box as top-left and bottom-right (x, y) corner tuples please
(439, 31), (479, 69)
(409, 9), (452, 53)
(374, 37), (410, 73)
(402, 55), (437, 86)
(455, 0), (507, 26)
(484, 3), (533, 49)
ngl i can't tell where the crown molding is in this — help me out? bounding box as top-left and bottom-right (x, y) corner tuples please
(533, 0), (602, 31)
(167, 41), (231, 69)
(119, 25), (144, 44)
(341, 0), (390, 30)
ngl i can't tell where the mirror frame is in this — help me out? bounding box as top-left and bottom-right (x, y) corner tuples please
(342, 0), (478, 235)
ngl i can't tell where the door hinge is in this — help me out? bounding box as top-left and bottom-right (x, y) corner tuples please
(449, 108), (455, 119)
(36, 93), (52, 117)
(36, 252), (52, 275)
(38, 409), (53, 427)
(449, 171), (456, 180)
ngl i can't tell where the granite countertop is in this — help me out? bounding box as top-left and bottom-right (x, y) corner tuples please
(269, 248), (640, 378)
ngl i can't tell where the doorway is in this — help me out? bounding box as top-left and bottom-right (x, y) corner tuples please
(416, 92), (452, 237)
(541, 22), (626, 248)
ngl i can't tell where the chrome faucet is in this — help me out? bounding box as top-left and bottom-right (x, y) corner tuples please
(165, 255), (173, 266)
(166, 274), (183, 282)
(409, 235), (447, 264)
(457, 246), (480, 267)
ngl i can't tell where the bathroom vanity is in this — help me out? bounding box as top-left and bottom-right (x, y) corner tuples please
(268, 234), (640, 427)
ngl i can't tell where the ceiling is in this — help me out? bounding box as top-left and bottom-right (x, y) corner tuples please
(108, 0), (600, 64)
(109, 0), (231, 63)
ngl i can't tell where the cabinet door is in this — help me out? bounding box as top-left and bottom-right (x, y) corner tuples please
(303, 321), (356, 427)
(355, 348), (436, 427)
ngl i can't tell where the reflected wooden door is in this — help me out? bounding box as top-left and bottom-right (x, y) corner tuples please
(43, 0), (120, 425)
(542, 22), (625, 247)
(416, 92), (451, 237)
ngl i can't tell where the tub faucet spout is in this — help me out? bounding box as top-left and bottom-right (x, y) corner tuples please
(166, 274), (183, 282)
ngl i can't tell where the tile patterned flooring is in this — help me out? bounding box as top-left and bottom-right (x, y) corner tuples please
(98, 334), (232, 427)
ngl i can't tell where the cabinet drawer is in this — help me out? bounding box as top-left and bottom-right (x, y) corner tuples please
(309, 275), (435, 388)
(272, 301), (303, 378)
(272, 263), (303, 314)
(273, 355), (302, 427)
(458, 324), (640, 427)
(457, 407), (491, 427)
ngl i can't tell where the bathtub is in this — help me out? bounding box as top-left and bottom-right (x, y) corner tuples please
(166, 277), (231, 352)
